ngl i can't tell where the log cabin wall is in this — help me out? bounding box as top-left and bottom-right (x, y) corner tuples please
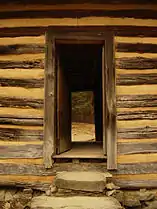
(115, 36), (157, 188)
(0, 1), (157, 190)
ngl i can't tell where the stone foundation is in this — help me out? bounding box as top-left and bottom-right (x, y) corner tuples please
(0, 186), (157, 209)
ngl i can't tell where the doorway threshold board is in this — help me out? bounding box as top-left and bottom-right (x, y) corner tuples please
(53, 142), (106, 159)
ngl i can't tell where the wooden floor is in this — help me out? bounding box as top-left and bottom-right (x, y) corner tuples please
(53, 142), (106, 159)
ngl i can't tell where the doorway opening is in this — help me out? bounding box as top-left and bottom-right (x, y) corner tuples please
(54, 42), (105, 159)
(71, 91), (95, 142)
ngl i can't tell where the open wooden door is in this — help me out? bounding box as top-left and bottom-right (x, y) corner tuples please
(102, 44), (107, 155)
(56, 53), (71, 154)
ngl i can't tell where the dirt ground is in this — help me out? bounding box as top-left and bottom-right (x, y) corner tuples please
(72, 122), (95, 142)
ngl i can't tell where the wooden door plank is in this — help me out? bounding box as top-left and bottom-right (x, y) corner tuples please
(43, 30), (56, 168)
(105, 33), (117, 170)
(102, 44), (107, 154)
(57, 51), (71, 154)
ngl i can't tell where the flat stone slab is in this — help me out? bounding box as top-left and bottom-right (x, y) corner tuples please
(31, 196), (122, 209)
(55, 171), (112, 192)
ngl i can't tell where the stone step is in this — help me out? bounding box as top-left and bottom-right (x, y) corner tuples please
(31, 196), (122, 209)
(54, 171), (112, 192)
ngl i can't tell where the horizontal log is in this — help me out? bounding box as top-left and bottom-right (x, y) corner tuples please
(116, 69), (157, 75)
(116, 57), (157, 69)
(115, 37), (157, 44)
(0, 36), (44, 45)
(1, 17), (157, 29)
(114, 179), (157, 189)
(1, 10), (157, 20)
(0, 60), (44, 69)
(0, 97), (43, 108)
(0, 125), (43, 141)
(1, 26), (157, 38)
(0, 161), (157, 176)
(0, 117), (43, 126)
(116, 162), (157, 174)
(0, 53), (44, 61)
(1, 2), (157, 13)
(118, 142), (157, 155)
(1, 2), (157, 12)
(117, 110), (157, 120)
(0, 78), (44, 88)
(117, 43), (157, 53)
(0, 87), (44, 99)
(0, 143), (42, 158)
(117, 85), (157, 95)
(117, 95), (157, 108)
(0, 69), (44, 79)
(117, 73), (157, 85)
(118, 127), (157, 139)
(0, 44), (44, 55)
(0, 175), (53, 191)
(0, 107), (43, 118)
(118, 153), (157, 164)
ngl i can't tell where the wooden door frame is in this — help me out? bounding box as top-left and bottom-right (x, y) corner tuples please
(44, 27), (117, 170)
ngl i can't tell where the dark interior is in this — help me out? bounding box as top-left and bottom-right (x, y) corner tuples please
(56, 43), (103, 144)
(57, 44), (102, 91)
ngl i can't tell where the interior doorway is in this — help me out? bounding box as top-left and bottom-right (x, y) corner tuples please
(44, 29), (117, 169)
(55, 42), (104, 158)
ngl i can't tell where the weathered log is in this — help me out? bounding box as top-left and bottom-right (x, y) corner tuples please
(0, 126), (43, 141)
(114, 179), (157, 189)
(0, 144), (43, 158)
(118, 142), (157, 155)
(117, 43), (157, 53)
(1, 26), (157, 38)
(1, 10), (157, 20)
(117, 110), (157, 120)
(0, 60), (44, 69)
(117, 95), (157, 108)
(116, 57), (157, 69)
(118, 127), (157, 139)
(0, 44), (44, 55)
(0, 78), (44, 88)
(0, 117), (43, 126)
(0, 97), (43, 108)
(117, 73), (157, 85)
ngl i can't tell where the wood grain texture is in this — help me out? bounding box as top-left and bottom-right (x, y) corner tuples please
(1, 2), (157, 12)
(117, 43), (157, 53)
(117, 85), (157, 95)
(0, 78), (44, 88)
(0, 143), (42, 158)
(116, 57), (157, 69)
(115, 36), (157, 44)
(118, 141), (157, 155)
(117, 73), (157, 85)
(1, 26), (157, 38)
(0, 87), (44, 99)
(118, 153), (157, 164)
(118, 127), (157, 139)
(0, 97), (43, 109)
(0, 36), (44, 45)
(117, 109), (157, 120)
(0, 125), (43, 141)
(2, 10), (157, 20)
(105, 33), (117, 170)
(117, 95), (157, 108)
(1, 17), (157, 29)
(0, 44), (44, 55)
(0, 175), (53, 191)
(43, 31), (56, 168)
(0, 60), (44, 69)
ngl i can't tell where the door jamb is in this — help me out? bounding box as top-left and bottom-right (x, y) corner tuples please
(44, 27), (117, 170)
